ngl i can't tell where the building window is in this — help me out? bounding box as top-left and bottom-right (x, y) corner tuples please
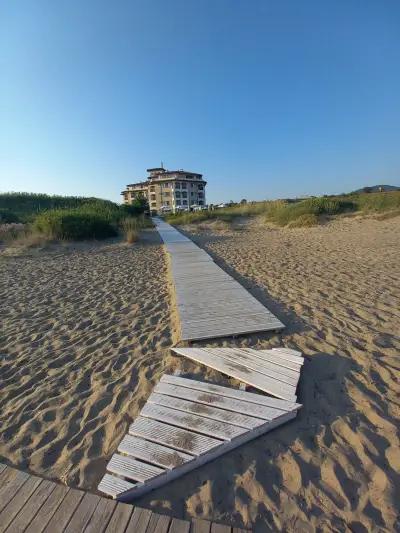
(150, 186), (155, 192)
(191, 191), (196, 196)
(175, 191), (181, 198)
(151, 202), (157, 207)
(163, 182), (169, 188)
(198, 200), (204, 205)
(176, 199), (181, 206)
(181, 183), (187, 189)
(181, 192), (187, 198)
(164, 191), (170, 197)
(182, 200), (188, 205)
(165, 201), (170, 206)
(175, 182), (181, 189)
(198, 193), (203, 199)
(198, 185), (203, 191)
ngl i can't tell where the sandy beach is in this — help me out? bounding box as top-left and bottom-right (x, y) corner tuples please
(1, 218), (399, 531)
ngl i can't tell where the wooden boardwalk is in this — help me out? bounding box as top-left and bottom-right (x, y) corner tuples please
(0, 463), (247, 533)
(172, 347), (304, 402)
(154, 218), (284, 341)
(98, 375), (300, 502)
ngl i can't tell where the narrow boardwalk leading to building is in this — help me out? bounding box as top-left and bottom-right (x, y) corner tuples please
(154, 218), (284, 341)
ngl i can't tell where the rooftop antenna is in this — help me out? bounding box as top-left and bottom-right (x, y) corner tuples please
(161, 161), (164, 169)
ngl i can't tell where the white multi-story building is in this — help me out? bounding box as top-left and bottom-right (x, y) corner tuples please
(121, 167), (207, 215)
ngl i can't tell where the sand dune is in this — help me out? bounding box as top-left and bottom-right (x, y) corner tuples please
(1, 218), (399, 531)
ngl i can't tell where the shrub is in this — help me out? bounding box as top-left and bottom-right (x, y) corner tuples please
(121, 217), (140, 243)
(34, 209), (117, 240)
(0, 209), (20, 223)
(351, 191), (400, 213)
(286, 213), (319, 228)
(0, 223), (28, 243)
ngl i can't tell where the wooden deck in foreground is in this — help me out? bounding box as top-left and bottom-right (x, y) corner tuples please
(0, 463), (248, 532)
(153, 218), (284, 341)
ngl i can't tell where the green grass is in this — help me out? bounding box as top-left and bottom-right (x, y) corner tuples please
(0, 192), (148, 223)
(348, 191), (400, 212)
(0, 192), (150, 242)
(166, 191), (400, 229)
(33, 208), (118, 240)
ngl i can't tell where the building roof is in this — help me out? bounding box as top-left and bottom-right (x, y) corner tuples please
(126, 181), (148, 188)
(146, 167), (166, 172)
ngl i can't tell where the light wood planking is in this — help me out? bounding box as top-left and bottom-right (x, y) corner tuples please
(154, 217), (284, 341)
(140, 403), (247, 440)
(153, 383), (292, 420)
(172, 347), (298, 401)
(148, 392), (265, 429)
(98, 473), (135, 499)
(118, 434), (193, 469)
(108, 454), (165, 483)
(160, 374), (301, 412)
(129, 417), (224, 456)
(99, 374), (300, 503)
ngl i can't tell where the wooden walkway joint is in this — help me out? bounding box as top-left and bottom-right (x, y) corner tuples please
(171, 347), (304, 402)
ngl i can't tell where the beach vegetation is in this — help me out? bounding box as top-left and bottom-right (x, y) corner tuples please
(166, 191), (400, 229)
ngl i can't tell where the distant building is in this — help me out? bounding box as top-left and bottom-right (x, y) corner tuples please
(121, 167), (207, 215)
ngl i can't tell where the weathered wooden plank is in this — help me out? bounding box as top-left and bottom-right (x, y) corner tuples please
(0, 475), (42, 532)
(198, 347), (300, 386)
(191, 518), (211, 532)
(103, 501), (133, 532)
(0, 466), (14, 487)
(118, 434), (193, 469)
(148, 392), (264, 429)
(169, 517), (191, 533)
(153, 383), (283, 421)
(160, 375), (301, 412)
(43, 488), (84, 532)
(125, 506), (153, 532)
(171, 349), (297, 401)
(108, 454), (165, 483)
(238, 348), (303, 370)
(145, 512), (171, 533)
(211, 524), (232, 533)
(5, 479), (55, 533)
(84, 498), (117, 533)
(272, 346), (303, 357)
(129, 417), (223, 456)
(98, 474), (136, 500)
(25, 484), (69, 533)
(109, 411), (297, 502)
(0, 470), (29, 514)
(141, 403), (247, 441)
(0, 465), (6, 475)
(63, 492), (101, 533)
(180, 322), (284, 342)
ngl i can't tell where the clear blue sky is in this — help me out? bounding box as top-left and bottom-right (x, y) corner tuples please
(1, 1), (399, 204)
